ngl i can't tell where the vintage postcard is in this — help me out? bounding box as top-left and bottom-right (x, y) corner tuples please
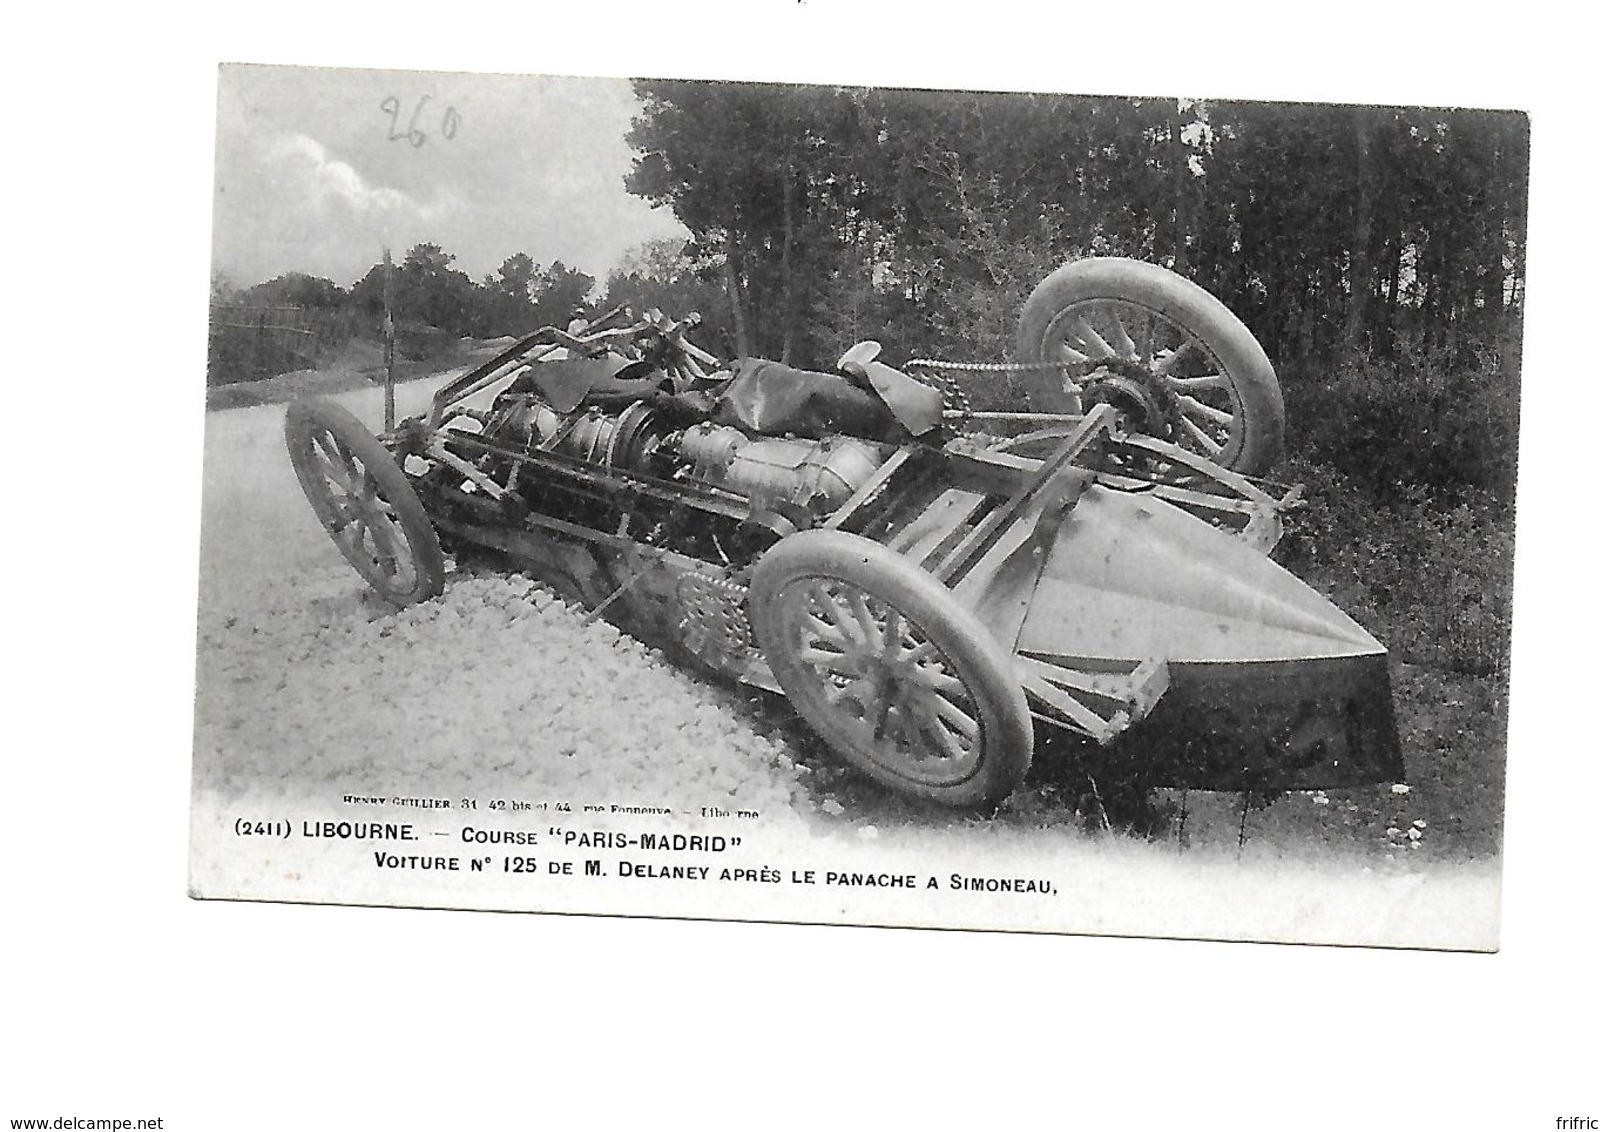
(191, 63), (1523, 950)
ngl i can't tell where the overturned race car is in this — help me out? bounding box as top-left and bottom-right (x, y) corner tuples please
(285, 257), (1402, 810)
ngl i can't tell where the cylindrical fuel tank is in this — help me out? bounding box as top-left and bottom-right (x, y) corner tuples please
(791, 436), (887, 511)
(677, 424), (886, 514)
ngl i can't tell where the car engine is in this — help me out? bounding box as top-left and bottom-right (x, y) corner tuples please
(482, 394), (891, 519)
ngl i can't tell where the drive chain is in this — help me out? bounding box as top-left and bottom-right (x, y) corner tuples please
(905, 358), (1073, 374)
(906, 358), (1073, 416)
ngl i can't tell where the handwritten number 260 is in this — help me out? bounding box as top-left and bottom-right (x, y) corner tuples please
(381, 96), (460, 147)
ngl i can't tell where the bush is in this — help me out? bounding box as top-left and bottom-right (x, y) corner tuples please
(1281, 339), (1521, 506)
(1274, 457), (1515, 676)
(392, 320), (454, 361)
(206, 327), (305, 386)
(1269, 327), (1519, 678)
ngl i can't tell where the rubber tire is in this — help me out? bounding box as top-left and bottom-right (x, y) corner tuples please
(1015, 257), (1285, 476)
(285, 398), (445, 606)
(749, 530), (1033, 809)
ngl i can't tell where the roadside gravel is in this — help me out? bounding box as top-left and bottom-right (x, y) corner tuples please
(193, 571), (814, 828)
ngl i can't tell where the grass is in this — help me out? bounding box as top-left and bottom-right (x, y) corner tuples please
(203, 339), (496, 411)
(754, 655), (1506, 864)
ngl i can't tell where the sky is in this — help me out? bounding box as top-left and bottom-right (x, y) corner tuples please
(211, 65), (689, 291)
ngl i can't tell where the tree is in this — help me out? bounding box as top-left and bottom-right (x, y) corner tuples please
(210, 271), (240, 305)
(242, 272), (347, 309)
(478, 253), (541, 335)
(604, 238), (734, 354)
(398, 243), (477, 336)
(347, 243), (479, 338)
(530, 260), (596, 330)
(624, 84), (1202, 363)
(627, 81), (865, 361)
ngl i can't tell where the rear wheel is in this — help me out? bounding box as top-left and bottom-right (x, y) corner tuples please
(284, 399), (445, 606)
(1015, 257), (1284, 476)
(749, 531), (1033, 808)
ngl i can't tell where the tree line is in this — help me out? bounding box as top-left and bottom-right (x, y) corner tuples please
(212, 245), (598, 361)
(623, 82), (1527, 372)
(217, 86), (1527, 378)
(210, 238), (726, 385)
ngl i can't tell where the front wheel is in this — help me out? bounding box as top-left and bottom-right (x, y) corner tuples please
(1015, 257), (1285, 476)
(749, 531), (1033, 809)
(284, 399), (445, 606)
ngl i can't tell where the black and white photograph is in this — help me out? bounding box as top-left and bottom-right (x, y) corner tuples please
(191, 63), (1521, 950)
(8, 7), (1599, 1127)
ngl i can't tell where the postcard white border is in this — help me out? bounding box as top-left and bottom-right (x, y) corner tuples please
(8, 2), (1596, 1126)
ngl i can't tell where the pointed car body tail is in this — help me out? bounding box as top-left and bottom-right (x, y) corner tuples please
(1007, 485), (1403, 790)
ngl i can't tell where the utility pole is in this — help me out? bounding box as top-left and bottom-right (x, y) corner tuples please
(382, 246), (396, 431)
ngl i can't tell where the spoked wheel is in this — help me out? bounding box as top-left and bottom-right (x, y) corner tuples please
(284, 399), (445, 606)
(1014, 257), (1285, 476)
(749, 531), (1033, 809)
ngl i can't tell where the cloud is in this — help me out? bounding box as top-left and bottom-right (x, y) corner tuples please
(269, 133), (454, 222)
